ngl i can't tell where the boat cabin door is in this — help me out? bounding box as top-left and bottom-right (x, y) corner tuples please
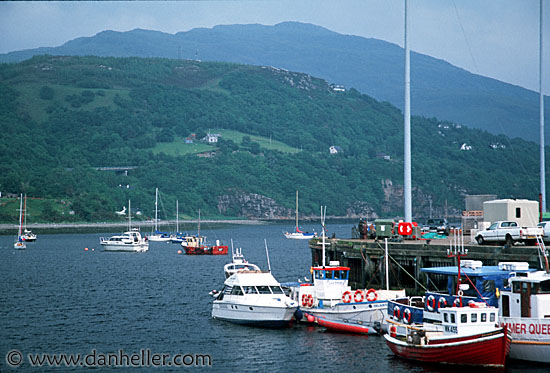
(514, 281), (531, 317)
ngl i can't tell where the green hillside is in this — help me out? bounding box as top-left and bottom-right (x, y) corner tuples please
(0, 55), (545, 223)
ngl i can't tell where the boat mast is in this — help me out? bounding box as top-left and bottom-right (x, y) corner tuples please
(264, 239), (272, 272)
(403, 0), (412, 223)
(198, 209), (201, 238)
(154, 187), (158, 232)
(540, 0), (546, 214)
(321, 206), (327, 267)
(128, 200), (131, 230)
(17, 193), (23, 238)
(295, 190), (299, 230)
(23, 194), (27, 232)
(176, 200), (179, 233)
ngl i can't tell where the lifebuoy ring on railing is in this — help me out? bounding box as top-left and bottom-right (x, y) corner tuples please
(393, 306), (401, 320)
(301, 294), (309, 307)
(366, 288), (378, 302)
(307, 294), (314, 307)
(453, 297), (461, 307)
(354, 290), (364, 303)
(402, 308), (412, 324)
(342, 291), (352, 303)
(438, 297), (447, 311)
(426, 295), (436, 312)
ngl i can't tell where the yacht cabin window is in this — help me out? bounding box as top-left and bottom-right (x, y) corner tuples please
(490, 313), (496, 322)
(450, 313), (455, 324)
(460, 314), (467, 323)
(257, 286), (272, 294)
(244, 286), (258, 294)
(230, 286), (243, 296)
(443, 313), (448, 323)
(481, 313), (487, 322)
(471, 313), (477, 322)
(270, 286), (284, 294)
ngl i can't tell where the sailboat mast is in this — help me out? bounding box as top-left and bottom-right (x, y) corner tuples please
(128, 200), (131, 230)
(198, 209), (201, 237)
(540, 0), (546, 213)
(403, 0), (412, 223)
(18, 194), (23, 237)
(176, 200), (179, 233)
(154, 188), (158, 232)
(321, 206), (326, 267)
(23, 194), (27, 231)
(295, 190), (299, 230)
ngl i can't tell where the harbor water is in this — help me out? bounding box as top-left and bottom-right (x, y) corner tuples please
(0, 222), (546, 372)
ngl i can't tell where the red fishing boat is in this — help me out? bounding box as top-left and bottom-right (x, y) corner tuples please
(384, 303), (511, 368)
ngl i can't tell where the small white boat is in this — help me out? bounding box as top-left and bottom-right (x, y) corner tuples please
(21, 195), (37, 242)
(14, 194), (26, 250)
(99, 200), (148, 252)
(224, 247), (261, 278)
(212, 270), (298, 327)
(284, 191), (317, 240)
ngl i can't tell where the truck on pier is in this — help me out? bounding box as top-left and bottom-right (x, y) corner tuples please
(474, 221), (543, 246)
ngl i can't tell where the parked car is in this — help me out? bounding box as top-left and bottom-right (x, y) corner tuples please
(537, 221), (550, 242)
(475, 221), (543, 246)
(423, 218), (450, 235)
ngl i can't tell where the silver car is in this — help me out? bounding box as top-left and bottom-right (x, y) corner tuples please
(537, 221), (550, 242)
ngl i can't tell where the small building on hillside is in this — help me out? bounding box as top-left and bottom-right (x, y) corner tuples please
(205, 133), (220, 143)
(329, 145), (343, 154)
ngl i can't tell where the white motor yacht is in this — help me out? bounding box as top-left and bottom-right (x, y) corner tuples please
(100, 229), (148, 252)
(223, 247), (261, 278)
(212, 270), (298, 327)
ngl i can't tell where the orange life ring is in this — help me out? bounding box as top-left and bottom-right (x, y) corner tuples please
(393, 305), (401, 320)
(354, 290), (364, 303)
(402, 308), (412, 324)
(307, 294), (314, 307)
(342, 291), (352, 303)
(426, 295), (436, 312)
(366, 288), (378, 301)
(301, 294), (309, 307)
(438, 297), (447, 311)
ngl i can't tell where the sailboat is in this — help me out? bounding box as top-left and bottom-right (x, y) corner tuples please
(284, 190), (317, 239)
(14, 194), (26, 250)
(21, 194), (37, 242)
(170, 200), (186, 243)
(148, 188), (171, 242)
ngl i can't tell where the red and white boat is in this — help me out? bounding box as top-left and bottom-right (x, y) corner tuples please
(498, 248), (550, 363)
(384, 303), (511, 368)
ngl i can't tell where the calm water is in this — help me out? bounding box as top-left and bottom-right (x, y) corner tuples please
(0, 222), (546, 372)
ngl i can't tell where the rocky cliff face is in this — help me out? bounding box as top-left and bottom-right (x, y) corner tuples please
(217, 182), (461, 220)
(217, 190), (294, 219)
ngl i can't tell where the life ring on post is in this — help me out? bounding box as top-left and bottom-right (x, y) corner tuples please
(342, 291), (352, 303)
(426, 295), (436, 312)
(393, 305), (401, 320)
(402, 308), (412, 324)
(307, 294), (314, 307)
(438, 297), (447, 311)
(366, 288), (378, 302)
(301, 294), (309, 307)
(354, 290), (364, 303)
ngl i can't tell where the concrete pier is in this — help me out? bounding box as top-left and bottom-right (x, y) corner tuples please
(309, 236), (544, 291)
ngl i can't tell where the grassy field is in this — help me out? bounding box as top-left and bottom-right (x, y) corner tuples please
(14, 83), (131, 123)
(151, 130), (300, 156)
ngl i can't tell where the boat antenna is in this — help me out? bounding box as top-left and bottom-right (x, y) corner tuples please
(447, 225), (467, 306)
(264, 239), (271, 272)
(321, 205), (327, 267)
(385, 237), (389, 291)
(231, 238), (234, 257)
(403, 0), (412, 223)
(128, 200), (131, 230)
(540, 0), (546, 214)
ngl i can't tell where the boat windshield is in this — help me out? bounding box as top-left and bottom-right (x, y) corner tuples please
(314, 269), (349, 280)
(243, 286), (258, 294)
(257, 286), (272, 294)
(270, 286), (284, 294)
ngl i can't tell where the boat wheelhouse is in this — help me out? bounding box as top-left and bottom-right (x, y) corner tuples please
(499, 269), (550, 363)
(224, 247), (261, 278)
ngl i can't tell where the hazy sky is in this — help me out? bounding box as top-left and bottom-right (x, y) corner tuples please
(1, 0), (549, 93)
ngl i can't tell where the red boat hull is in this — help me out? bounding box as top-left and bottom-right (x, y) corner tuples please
(317, 316), (371, 335)
(384, 328), (511, 368)
(183, 245), (228, 255)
